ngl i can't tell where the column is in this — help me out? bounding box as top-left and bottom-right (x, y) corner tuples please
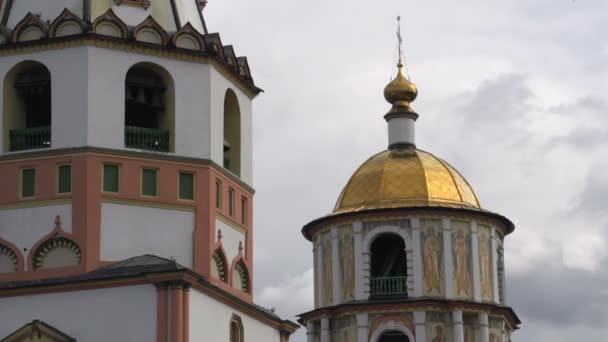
(490, 227), (500, 303)
(411, 218), (424, 297)
(413, 311), (426, 342)
(353, 222), (365, 300)
(479, 312), (489, 342)
(453, 311), (464, 342)
(471, 221), (482, 302)
(331, 227), (342, 305)
(320, 317), (330, 342)
(356, 313), (369, 342)
(313, 242), (319, 308)
(442, 218), (454, 298)
(306, 322), (316, 342)
(316, 237), (325, 307)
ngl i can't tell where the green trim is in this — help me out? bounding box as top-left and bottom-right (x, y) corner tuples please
(103, 164), (119, 193)
(21, 168), (35, 198)
(179, 172), (194, 200)
(58, 164), (71, 194)
(142, 168), (158, 197)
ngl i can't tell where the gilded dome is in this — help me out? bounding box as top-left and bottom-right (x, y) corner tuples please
(334, 147), (481, 214)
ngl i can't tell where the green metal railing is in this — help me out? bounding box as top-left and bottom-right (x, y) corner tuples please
(9, 126), (51, 152)
(125, 126), (170, 152)
(370, 276), (408, 296)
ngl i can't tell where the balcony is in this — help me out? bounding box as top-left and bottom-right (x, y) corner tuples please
(9, 126), (51, 152)
(125, 126), (170, 152)
(370, 276), (408, 297)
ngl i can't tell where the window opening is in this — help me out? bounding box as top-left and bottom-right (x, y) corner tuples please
(58, 164), (71, 194)
(370, 234), (407, 296)
(21, 168), (36, 198)
(142, 168), (158, 196)
(103, 164), (120, 192)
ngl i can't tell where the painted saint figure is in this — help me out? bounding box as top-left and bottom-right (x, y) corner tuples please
(341, 233), (355, 300)
(454, 229), (471, 296)
(423, 228), (441, 294)
(480, 233), (493, 299)
(431, 325), (446, 342)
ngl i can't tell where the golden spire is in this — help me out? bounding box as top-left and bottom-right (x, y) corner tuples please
(384, 16), (418, 116)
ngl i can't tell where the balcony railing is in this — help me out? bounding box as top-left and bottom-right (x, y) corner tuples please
(125, 126), (170, 152)
(370, 276), (408, 297)
(9, 126), (51, 152)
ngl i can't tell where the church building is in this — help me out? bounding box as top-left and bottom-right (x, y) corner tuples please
(0, 1), (298, 341)
(298, 29), (521, 342)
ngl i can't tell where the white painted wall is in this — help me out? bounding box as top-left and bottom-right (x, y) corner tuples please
(189, 289), (280, 342)
(174, 0), (206, 33)
(0, 204), (72, 266)
(0, 285), (157, 342)
(100, 202), (194, 267)
(215, 218), (246, 263)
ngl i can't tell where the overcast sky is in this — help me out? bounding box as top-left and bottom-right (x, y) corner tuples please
(206, 1), (608, 340)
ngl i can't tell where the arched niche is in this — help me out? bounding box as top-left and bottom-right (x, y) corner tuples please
(124, 62), (175, 152)
(0, 240), (22, 273)
(369, 321), (415, 342)
(223, 89), (241, 176)
(229, 315), (244, 342)
(3, 60), (52, 152)
(231, 259), (250, 293)
(32, 235), (81, 270)
(211, 247), (228, 282)
(369, 233), (408, 297)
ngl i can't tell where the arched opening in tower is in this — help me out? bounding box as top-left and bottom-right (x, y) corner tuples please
(223, 89), (241, 176)
(124, 63), (174, 152)
(3, 61), (51, 152)
(378, 331), (410, 342)
(370, 234), (407, 296)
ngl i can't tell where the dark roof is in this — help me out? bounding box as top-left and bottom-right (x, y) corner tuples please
(0, 255), (184, 291)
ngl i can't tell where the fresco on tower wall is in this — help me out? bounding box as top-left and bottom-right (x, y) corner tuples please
(330, 316), (356, 342)
(463, 314), (477, 342)
(421, 219), (444, 297)
(426, 312), (452, 342)
(339, 225), (355, 301)
(489, 317), (504, 342)
(478, 224), (494, 302)
(452, 221), (473, 300)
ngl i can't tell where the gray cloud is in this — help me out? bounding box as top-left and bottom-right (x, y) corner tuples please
(201, 1), (608, 341)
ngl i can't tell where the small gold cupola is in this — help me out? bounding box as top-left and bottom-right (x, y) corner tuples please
(384, 60), (418, 116)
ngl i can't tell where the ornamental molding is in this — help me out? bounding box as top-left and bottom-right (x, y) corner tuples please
(115, 0), (152, 9)
(48, 9), (86, 38)
(0, 240), (20, 273)
(29, 216), (81, 270)
(11, 12), (48, 42)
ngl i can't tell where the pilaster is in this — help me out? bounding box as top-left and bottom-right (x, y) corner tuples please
(453, 311), (464, 342)
(411, 218), (423, 297)
(320, 317), (330, 342)
(315, 236), (325, 307)
(471, 221), (482, 302)
(442, 218), (454, 298)
(353, 221), (365, 300)
(413, 311), (426, 342)
(356, 313), (369, 342)
(331, 227), (342, 305)
(479, 312), (489, 342)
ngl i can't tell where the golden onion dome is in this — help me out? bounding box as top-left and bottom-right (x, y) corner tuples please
(334, 147), (481, 214)
(383, 63), (418, 115)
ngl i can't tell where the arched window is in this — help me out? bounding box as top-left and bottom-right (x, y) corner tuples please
(230, 316), (243, 342)
(370, 234), (407, 296)
(378, 331), (410, 342)
(124, 63), (174, 152)
(3, 61), (51, 152)
(223, 89), (241, 176)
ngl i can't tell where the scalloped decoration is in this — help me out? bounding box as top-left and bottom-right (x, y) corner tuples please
(212, 248), (228, 282)
(134, 16), (168, 45)
(173, 23), (205, 51)
(13, 13), (48, 42)
(49, 9), (86, 38)
(0, 244), (19, 273)
(232, 261), (250, 293)
(33, 236), (81, 270)
(92, 9), (129, 38)
(0, 26), (11, 44)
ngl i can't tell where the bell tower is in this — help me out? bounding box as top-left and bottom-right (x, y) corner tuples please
(0, 1), (297, 341)
(298, 20), (520, 342)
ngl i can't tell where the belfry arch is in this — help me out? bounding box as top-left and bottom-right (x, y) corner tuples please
(2, 60), (52, 152)
(369, 233), (407, 297)
(124, 62), (175, 152)
(223, 89), (241, 176)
